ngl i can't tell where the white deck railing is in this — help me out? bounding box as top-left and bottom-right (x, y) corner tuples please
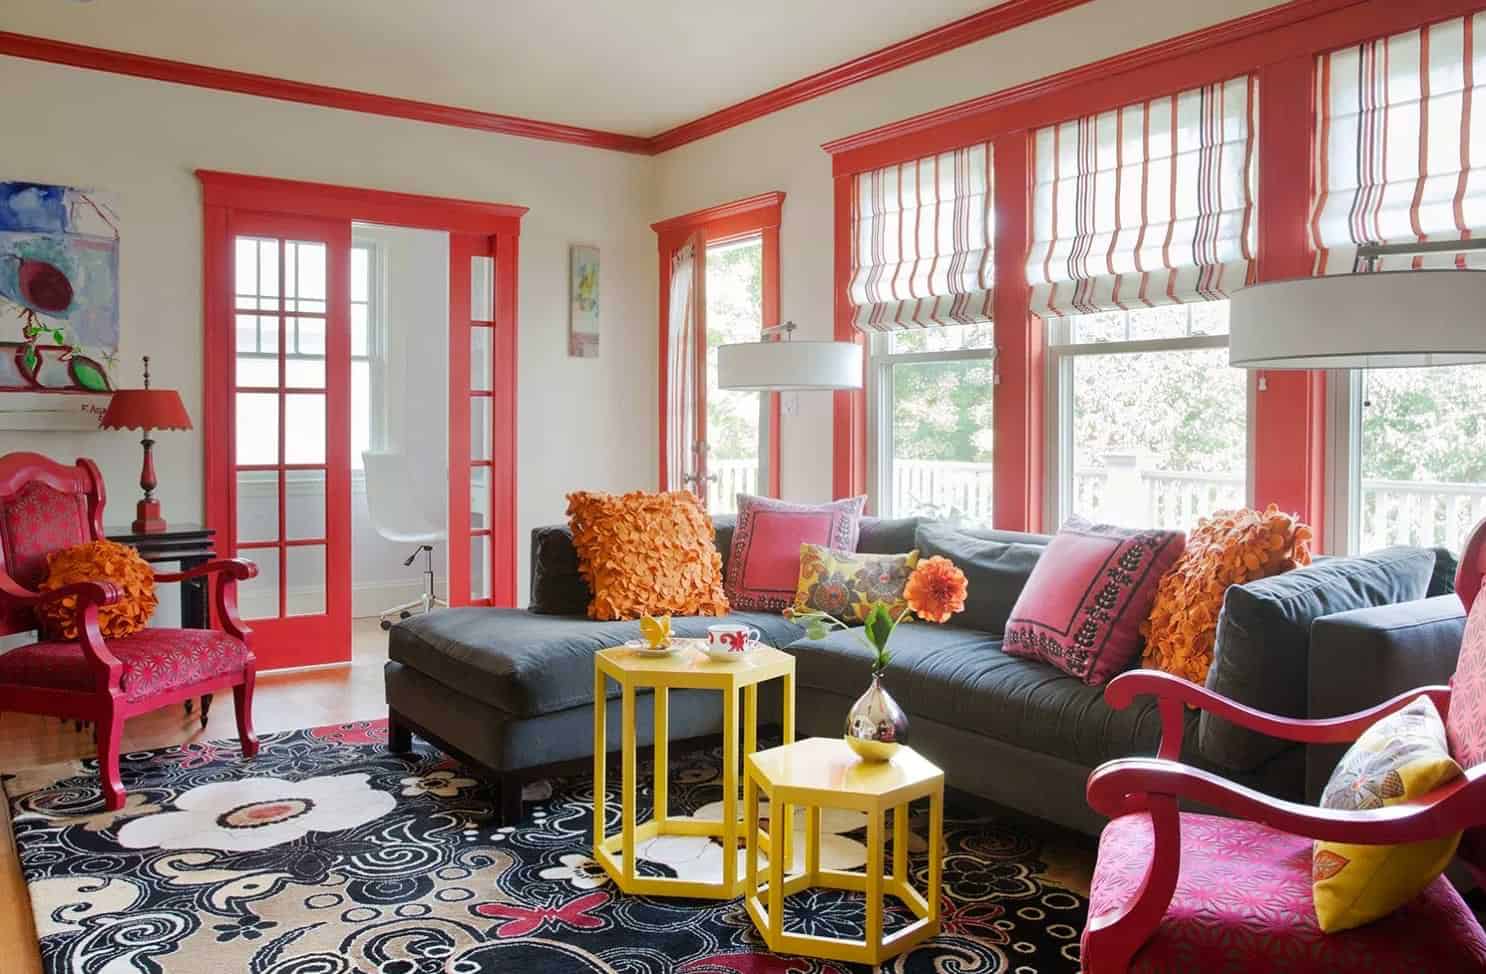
(709, 457), (1484, 549)
(708, 458), (759, 514)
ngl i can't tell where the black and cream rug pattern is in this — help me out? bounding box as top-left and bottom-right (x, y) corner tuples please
(4, 721), (1088, 973)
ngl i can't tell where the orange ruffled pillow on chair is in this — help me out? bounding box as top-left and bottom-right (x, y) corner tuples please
(1141, 505), (1312, 684)
(567, 490), (729, 621)
(37, 539), (159, 639)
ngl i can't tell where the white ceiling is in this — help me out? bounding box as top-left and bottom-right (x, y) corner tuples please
(5, 0), (998, 135)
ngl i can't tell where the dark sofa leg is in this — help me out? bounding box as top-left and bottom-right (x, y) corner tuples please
(499, 774), (523, 826)
(388, 710), (413, 753)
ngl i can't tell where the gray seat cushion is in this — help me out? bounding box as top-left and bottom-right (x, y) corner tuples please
(389, 607), (802, 719)
(788, 623), (1178, 768)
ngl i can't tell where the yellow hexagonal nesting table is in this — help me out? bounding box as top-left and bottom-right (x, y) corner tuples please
(592, 640), (796, 900)
(744, 737), (944, 966)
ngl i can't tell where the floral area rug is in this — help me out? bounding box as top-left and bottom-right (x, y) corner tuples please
(4, 721), (1090, 973)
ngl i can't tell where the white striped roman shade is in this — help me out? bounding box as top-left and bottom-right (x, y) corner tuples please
(848, 142), (993, 332)
(1312, 13), (1486, 272)
(1028, 75), (1257, 316)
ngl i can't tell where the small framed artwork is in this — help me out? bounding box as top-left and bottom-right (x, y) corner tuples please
(569, 244), (599, 358)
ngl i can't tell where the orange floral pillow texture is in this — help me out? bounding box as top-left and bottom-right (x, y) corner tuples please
(38, 539), (158, 640)
(1141, 505), (1312, 684)
(566, 490), (729, 621)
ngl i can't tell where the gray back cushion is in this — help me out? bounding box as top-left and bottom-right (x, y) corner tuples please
(912, 522), (1049, 636)
(1199, 546), (1436, 772)
(857, 516), (922, 555)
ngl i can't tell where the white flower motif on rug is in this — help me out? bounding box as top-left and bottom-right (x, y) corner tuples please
(116, 774), (395, 853)
(399, 769), (478, 798)
(539, 853), (610, 889)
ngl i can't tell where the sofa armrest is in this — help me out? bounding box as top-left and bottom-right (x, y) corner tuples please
(1305, 595), (1466, 801)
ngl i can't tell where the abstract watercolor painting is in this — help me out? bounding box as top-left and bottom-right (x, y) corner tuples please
(0, 180), (119, 429)
(569, 244), (599, 358)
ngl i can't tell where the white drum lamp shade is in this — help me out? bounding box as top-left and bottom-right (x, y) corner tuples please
(1230, 270), (1486, 369)
(717, 340), (863, 391)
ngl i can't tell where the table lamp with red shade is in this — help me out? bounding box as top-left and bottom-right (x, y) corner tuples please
(99, 356), (192, 534)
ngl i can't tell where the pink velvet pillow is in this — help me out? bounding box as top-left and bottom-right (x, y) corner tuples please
(725, 495), (865, 611)
(1003, 516), (1185, 686)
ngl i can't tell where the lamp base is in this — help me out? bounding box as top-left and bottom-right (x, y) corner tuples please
(132, 498), (168, 535)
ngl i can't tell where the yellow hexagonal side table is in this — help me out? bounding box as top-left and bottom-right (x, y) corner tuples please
(744, 737), (944, 966)
(592, 641), (796, 900)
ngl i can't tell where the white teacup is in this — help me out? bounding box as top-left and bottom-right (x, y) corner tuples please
(705, 624), (760, 660)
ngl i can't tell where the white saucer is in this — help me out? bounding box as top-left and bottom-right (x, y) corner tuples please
(623, 639), (682, 656)
(703, 640), (765, 662)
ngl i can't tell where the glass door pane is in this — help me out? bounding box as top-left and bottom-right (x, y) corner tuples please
(704, 236), (764, 513)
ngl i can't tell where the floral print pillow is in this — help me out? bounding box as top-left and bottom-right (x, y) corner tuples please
(791, 544), (919, 625)
(1314, 695), (1463, 933)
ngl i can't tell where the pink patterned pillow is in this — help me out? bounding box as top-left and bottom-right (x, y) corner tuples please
(725, 495), (865, 612)
(1446, 594), (1486, 866)
(1003, 517), (1185, 686)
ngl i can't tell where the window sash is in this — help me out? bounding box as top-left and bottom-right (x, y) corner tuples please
(1028, 75), (1257, 316)
(849, 142), (994, 332)
(1043, 307), (1250, 530)
(1312, 12), (1486, 272)
(867, 331), (995, 520)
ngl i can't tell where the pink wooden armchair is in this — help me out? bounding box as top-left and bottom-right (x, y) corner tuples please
(0, 452), (259, 810)
(1081, 517), (1486, 973)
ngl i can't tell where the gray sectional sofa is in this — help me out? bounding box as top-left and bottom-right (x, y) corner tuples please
(385, 515), (1466, 834)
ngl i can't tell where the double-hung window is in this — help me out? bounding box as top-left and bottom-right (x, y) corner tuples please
(1033, 76), (1259, 531)
(853, 143), (997, 524)
(1315, 13), (1486, 553)
(349, 241), (387, 472)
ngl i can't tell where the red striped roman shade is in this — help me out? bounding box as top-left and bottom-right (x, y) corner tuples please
(1312, 12), (1486, 273)
(1028, 75), (1258, 317)
(847, 142), (993, 333)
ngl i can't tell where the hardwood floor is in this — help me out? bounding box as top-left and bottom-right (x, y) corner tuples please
(0, 619), (392, 974)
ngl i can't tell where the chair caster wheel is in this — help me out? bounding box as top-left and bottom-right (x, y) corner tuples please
(380, 619), (394, 631)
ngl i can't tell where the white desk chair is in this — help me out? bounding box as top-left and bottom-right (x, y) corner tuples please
(362, 450), (448, 630)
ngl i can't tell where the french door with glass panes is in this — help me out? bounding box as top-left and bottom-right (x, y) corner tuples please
(224, 213), (352, 668)
(448, 232), (517, 606)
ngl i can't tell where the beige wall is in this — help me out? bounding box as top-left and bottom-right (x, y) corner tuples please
(0, 56), (659, 605)
(651, 0), (1274, 504)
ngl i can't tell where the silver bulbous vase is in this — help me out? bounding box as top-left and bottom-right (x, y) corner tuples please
(844, 671), (908, 762)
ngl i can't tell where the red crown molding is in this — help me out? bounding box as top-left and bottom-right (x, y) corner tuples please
(1, 4), (1095, 158)
(822, 0), (1483, 172)
(0, 30), (652, 154)
(650, 191), (786, 247)
(647, 0), (1094, 153)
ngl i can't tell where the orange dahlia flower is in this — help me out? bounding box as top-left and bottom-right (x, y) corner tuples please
(904, 555), (968, 624)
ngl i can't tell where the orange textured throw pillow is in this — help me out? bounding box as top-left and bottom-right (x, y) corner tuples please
(566, 490), (729, 621)
(1141, 505), (1312, 684)
(38, 539), (158, 639)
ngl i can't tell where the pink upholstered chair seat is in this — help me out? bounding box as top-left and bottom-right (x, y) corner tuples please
(1089, 811), (1486, 972)
(0, 628), (249, 703)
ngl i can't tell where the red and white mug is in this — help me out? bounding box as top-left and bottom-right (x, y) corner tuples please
(706, 623), (760, 659)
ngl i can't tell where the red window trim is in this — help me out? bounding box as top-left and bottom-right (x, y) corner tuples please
(827, 0), (1478, 543)
(199, 171), (526, 668)
(653, 192), (786, 499)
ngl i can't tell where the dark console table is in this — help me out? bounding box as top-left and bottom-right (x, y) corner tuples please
(106, 523), (216, 629)
(106, 523), (217, 723)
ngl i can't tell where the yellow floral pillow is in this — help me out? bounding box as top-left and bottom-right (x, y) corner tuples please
(1313, 696), (1462, 933)
(38, 539), (158, 639)
(1141, 505), (1312, 683)
(792, 544), (919, 625)
(566, 490), (729, 621)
